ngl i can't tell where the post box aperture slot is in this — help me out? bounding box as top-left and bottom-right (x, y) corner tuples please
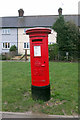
(34, 46), (41, 57)
(32, 39), (42, 42)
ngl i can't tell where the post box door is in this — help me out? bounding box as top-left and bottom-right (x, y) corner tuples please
(31, 41), (49, 86)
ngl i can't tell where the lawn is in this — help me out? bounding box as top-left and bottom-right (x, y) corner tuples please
(2, 61), (78, 115)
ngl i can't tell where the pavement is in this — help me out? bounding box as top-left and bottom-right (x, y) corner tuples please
(0, 111), (78, 119)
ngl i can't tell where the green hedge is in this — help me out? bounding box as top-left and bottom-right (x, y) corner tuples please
(48, 44), (59, 61)
(58, 51), (78, 61)
(48, 44), (78, 61)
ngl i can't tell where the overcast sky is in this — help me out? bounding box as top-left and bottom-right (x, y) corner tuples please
(0, 0), (79, 17)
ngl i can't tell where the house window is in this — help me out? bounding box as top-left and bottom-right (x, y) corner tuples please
(8, 43), (10, 48)
(48, 42), (54, 45)
(48, 42), (52, 45)
(27, 43), (30, 48)
(3, 42), (10, 49)
(24, 43), (26, 48)
(24, 42), (30, 49)
(3, 43), (5, 48)
(2, 29), (10, 34)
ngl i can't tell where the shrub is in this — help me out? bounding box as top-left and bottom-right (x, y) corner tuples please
(10, 45), (17, 52)
(1, 53), (11, 60)
(48, 44), (59, 61)
(2, 55), (6, 60)
(0, 55), (2, 60)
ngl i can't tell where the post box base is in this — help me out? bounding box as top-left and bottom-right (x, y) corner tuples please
(31, 84), (50, 101)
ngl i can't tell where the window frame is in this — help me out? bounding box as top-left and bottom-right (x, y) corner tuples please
(2, 42), (10, 49)
(2, 29), (10, 35)
(23, 42), (30, 49)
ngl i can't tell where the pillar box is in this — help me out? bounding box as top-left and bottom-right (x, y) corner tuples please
(26, 28), (51, 101)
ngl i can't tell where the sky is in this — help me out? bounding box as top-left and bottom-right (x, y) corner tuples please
(0, 0), (79, 17)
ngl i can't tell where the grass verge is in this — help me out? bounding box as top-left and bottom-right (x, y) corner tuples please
(2, 61), (78, 115)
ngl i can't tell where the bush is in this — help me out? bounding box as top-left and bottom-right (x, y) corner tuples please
(0, 55), (2, 60)
(2, 55), (6, 60)
(58, 51), (78, 62)
(1, 53), (11, 60)
(48, 44), (59, 61)
(10, 45), (17, 52)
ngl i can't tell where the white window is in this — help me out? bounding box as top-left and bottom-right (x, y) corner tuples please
(24, 42), (30, 49)
(3, 42), (10, 49)
(48, 42), (53, 45)
(24, 43), (26, 48)
(2, 29), (10, 34)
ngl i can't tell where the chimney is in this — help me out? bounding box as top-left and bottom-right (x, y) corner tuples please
(18, 9), (24, 17)
(58, 8), (62, 15)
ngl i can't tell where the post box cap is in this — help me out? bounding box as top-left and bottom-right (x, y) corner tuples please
(26, 27), (51, 35)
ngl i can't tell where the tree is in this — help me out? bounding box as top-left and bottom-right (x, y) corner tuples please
(52, 16), (65, 50)
(52, 15), (79, 61)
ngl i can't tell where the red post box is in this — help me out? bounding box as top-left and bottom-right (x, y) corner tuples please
(26, 28), (51, 101)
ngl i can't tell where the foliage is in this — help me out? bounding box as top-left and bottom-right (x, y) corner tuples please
(48, 44), (59, 61)
(2, 55), (6, 60)
(0, 55), (2, 60)
(10, 45), (17, 52)
(0, 53), (11, 60)
(52, 15), (79, 61)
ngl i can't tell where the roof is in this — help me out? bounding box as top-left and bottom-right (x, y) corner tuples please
(0, 15), (79, 28)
